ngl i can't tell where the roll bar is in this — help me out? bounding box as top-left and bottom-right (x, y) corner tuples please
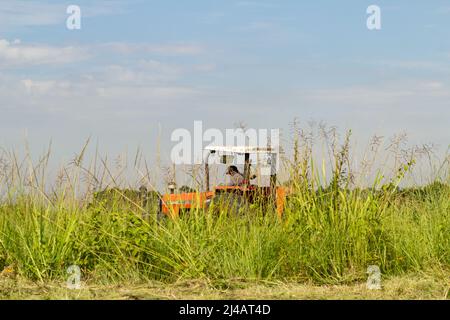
(204, 150), (214, 191)
(204, 149), (277, 191)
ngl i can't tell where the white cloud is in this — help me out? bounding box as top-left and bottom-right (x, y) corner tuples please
(0, 78), (203, 127)
(21, 79), (71, 95)
(95, 86), (200, 102)
(78, 59), (212, 86)
(0, 59), (206, 118)
(0, 39), (90, 67)
(304, 87), (413, 105)
(192, 63), (217, 72)
(101, 43), (204, 56)
(92, 62), (182, 85)
(0, 37), (211, 114)
(0, 39), (206, 68)
(373, 59), (450, 73)
(301, 81), (450, 107)
(0, 0), (127, 29)
(0, 1), (64, 28)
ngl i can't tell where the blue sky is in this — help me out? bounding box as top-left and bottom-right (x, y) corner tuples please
(0, 0), (449, 167)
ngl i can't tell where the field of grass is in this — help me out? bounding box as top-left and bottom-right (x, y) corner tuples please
(0, 129), (449, 300)
(1, 273), (448, 300)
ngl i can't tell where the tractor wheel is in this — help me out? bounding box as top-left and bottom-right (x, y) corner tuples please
(210, 193), (248, 217)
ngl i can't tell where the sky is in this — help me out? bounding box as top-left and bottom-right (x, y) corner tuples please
(0, 0), (449, 177)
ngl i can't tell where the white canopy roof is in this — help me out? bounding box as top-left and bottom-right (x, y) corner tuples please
(205, 146), (278, 154)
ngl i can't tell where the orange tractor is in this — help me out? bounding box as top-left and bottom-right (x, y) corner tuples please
(159, 146), (288, 219)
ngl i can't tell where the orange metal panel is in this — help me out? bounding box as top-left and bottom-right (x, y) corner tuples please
(276, 187), (286, 218)
(161, 191), (214, 216)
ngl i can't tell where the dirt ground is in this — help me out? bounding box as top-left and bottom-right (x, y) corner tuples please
(1, 273), (449, 300)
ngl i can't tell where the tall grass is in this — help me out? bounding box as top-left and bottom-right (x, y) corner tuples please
(0, 127), (449, 285)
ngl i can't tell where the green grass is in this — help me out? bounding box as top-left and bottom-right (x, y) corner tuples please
(0, 176), (448, 287)
(0, 131), (449, 299)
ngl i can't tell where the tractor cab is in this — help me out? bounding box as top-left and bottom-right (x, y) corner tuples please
(204, 145), (278, 190)
(160, 146), (286, 218)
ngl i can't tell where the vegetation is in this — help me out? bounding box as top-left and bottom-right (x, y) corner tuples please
(0, 126), (448, 299)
